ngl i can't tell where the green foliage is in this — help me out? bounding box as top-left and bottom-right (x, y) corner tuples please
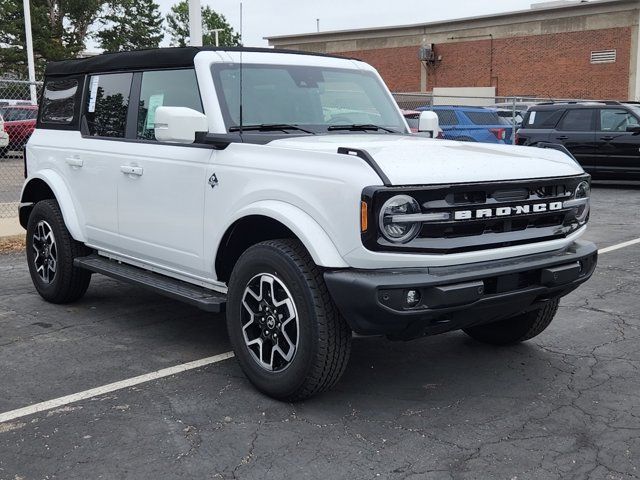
(0, 0), (106, 78)
(96, 0), (164, 53)
(166, 1), (241, 48)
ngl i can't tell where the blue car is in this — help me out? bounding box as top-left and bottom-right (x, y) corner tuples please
(416, 106), (512, 144)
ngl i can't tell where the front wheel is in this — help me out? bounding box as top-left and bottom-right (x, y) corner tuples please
(463, 299), (560, 345)
(226, 239), (352, 401)
(26, 199), (92, 303)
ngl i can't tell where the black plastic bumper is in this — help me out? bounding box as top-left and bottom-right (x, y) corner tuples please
(324, 241), (598, 340)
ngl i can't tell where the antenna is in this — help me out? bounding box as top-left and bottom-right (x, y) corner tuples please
(239, 50), (244, 135)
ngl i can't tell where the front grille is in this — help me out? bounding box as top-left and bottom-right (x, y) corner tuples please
(362, 175), (589, 254)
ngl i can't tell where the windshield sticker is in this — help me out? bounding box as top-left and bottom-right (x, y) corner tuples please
(146, 94), (165, 129)
(88, 76), (100, 113)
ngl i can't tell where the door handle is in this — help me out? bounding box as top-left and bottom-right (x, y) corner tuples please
(555, 136), (569, 141)
(601, 136), (614, 141)
(65, 157), (83, 167)
(120, 165), (143, 176)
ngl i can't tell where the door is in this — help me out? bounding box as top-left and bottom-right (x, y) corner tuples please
(116, 69), (212, 275)
(77, 72), (134, 247)
(552, 109), (597, 173)
(595, 108), (640, 178)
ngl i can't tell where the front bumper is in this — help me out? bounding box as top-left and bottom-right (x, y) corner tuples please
(324, 240), (597, 340)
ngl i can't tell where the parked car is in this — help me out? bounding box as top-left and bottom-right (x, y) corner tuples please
(417, 106), (512, 144)
(0, 113), (9, 156)
(0, 105), (38, 153)
(517, 101), (640, 179)
(21, 47), (596, 401)
(401, 109), (443, 137)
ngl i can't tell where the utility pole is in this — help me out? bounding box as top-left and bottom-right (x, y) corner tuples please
(23, 0), (37, 104)
(188, 0), (203, 47)
(316, 18), (320, 32)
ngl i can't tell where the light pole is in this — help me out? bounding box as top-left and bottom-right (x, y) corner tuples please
(188, 0), (203, 47)
(211, 28), (224, 47)
(23, 0), (37, 104)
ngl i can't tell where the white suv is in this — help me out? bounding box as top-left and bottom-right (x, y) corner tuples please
(20, 47), (597, 400)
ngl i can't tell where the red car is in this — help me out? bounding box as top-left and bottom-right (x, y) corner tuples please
(0, 105), (38, 156)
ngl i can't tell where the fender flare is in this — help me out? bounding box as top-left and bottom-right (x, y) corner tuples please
(220, 200), (349, 268)
(20, 170), (85, 242)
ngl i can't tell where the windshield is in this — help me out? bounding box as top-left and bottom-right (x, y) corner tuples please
(211, 63), (407, 134)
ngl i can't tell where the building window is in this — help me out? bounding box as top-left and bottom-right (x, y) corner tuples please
(590, 50), (616, 64)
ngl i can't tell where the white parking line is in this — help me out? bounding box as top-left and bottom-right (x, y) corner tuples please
(0, 235), (638, 425)
(0, 351), (234, 424)
(599, 237), (640, 255)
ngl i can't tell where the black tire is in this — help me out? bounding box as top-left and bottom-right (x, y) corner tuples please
(0, 147), (8, 158)
(26, 199), (91, 303)
(226, 239), (352, 401)
(463, 299), (560, 345)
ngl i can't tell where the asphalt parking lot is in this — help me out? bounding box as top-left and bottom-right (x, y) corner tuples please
(1, 184), (639, 480)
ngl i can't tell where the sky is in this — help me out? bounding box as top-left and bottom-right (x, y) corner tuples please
(152, 0), (540, 47)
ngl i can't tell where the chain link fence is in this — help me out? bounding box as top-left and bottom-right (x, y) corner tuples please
(0, 79), (41, 218)
(393, 93), (544, 145)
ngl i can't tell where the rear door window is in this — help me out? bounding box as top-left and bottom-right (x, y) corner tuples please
(557, 109), (595, 132)
(137, 69), (203, 140)
(465, 111), (501, 125)
(84, 73), (133, 138)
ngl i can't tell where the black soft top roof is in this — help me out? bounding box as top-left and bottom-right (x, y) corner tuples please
(45, 47), (356, 77)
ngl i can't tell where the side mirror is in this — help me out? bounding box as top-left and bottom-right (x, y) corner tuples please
(154, 107), (208, 144)
(418, 111), (439, 138)
(626, 125), (640, 135)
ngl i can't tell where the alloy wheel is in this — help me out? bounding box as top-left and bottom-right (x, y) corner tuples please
(32, 220), (57, 284)
(241, 273), (299, 372)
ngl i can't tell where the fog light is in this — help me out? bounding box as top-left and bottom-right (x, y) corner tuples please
(405, 289), (421, 307)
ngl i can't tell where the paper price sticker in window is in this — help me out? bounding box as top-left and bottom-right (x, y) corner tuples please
(146, 94), (165, 130)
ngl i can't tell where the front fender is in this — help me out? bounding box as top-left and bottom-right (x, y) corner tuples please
(20, 170), (85, 242)
(220, 200), (348, 268)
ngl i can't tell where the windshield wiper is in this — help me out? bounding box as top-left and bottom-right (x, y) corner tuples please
(229, 124), (315, 134)
(327, 124), (400, 133)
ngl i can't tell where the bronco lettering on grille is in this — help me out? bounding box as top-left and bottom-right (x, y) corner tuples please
(454, 202), (564, 221)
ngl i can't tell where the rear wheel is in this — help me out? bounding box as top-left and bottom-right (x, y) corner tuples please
(226, 239), (351, 401)
(26, 199), (92, 303)
(463, 299), (560, 345)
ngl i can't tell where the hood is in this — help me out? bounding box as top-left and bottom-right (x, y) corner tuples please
(268, 135), (584, 185)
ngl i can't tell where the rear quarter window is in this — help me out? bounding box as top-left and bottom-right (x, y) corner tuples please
(41, 79), (79, 124)
(524, 109), (564, 128)
(434, 110), (458, 126)
(465, 111), (501, 125)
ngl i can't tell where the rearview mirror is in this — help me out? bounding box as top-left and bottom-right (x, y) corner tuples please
(154, 107), (208, 144)
(626, 125), (640, 135)
(418, 111), (440, 138)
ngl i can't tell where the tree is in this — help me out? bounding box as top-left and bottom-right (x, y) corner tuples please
(166, 1), (241, 48)
(0, 0), (106, 78)
(96, 0), (164, 53)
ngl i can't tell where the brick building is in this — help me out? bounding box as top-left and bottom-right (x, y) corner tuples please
(266, 0), (640, 100)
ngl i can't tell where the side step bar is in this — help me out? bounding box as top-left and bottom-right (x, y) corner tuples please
(74, 254), (226, 313)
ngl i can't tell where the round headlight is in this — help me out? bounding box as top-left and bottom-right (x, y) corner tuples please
(574, 181), (591, 223)
(575, 181), (590, 199)
(379, 195), (422, 243)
